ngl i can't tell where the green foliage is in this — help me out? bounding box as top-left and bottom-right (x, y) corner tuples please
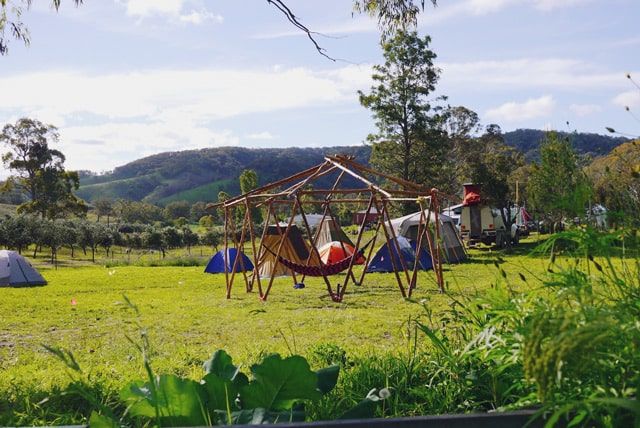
(51, 341), (379, 426)
(527, 132), (593, 224)
(359, 29), (449, 191)
(1, 117), (88, 219)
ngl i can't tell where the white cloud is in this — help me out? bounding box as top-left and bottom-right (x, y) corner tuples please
(122, 0), (222, 25)
(179, 10), (223, 25)
(440, 58), (622, 92)
(570, 103), (602, 116)
(247, 132), (277, 140)
(612, 89), (640, 109)
(532, 0), (593, 12)
(60, 122), (238, 173)
(125, 0), (185, 17)
(485, 95), (555, 122)
(0, 64), (366, 173)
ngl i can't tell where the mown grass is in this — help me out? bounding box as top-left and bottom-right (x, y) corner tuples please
(2, 232), (637, 426)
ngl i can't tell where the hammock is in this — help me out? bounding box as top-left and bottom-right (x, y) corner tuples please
(262, 240), (371, 277)
(277, 251), (364, 277)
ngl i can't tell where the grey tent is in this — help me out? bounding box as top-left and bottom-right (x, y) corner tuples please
(388, 210), (467, 263)
(0, 250), (47, 287)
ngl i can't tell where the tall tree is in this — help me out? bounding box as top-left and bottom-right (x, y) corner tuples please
(1, 118), (87, 219)
(238, 169), (263, 226)
(359, 29), (449, 201)
(527, 132), (592, 229)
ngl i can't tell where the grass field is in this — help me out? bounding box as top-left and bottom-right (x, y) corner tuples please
(2, 232), (636, 426)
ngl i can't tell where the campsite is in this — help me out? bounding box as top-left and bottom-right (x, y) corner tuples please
(1, 222), (639, 427)
(1, 154), (639, 426)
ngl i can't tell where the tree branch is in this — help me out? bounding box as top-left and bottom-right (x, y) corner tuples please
(266, 0), (336, 61)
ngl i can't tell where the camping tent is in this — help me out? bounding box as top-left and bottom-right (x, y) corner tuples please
(257, 224), (320, 278)
(388, 210), (467, 263)
(204, 248), (254, 274)
(314, 218), (354, 249)
(318, 241), (365, 265)
(0, 250), (47, 287)
(366, 236), (432, 273)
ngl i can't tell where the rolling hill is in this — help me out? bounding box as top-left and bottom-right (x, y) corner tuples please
(73, 130), (630, 206)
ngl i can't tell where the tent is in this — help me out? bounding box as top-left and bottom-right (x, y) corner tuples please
(314, 218), (354, 249)
(204, 248), (254, 274)
(365, 236), (432, 273)
(318, 241), (365, 265)
(257, 224), (320, 278)
(388, 210), (467, 263)
(0, 250), (47, 287)
(287, 214), (325, 228)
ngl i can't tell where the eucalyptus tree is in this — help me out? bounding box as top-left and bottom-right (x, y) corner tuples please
(527, 132), (592, 229)
(93, 198), (114, 224)
(1, 118), (87, 219)
(359, 29), (449, 204)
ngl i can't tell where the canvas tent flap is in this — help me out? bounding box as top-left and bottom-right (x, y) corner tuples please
(0, 250), (47, 287)
(204, 248), (254, 274)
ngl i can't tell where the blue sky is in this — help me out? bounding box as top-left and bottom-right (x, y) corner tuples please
(1, 0), (639, 176)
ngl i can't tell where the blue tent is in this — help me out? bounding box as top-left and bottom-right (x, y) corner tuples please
(365, 236), (433, 273)
(204, 248), (254, 274)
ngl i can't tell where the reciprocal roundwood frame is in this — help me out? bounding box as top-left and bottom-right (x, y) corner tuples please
(206, 155), (459, 302)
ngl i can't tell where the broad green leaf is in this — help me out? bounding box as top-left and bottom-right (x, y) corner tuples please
(201, 372), (244, 414)
(203, 349), (243, 381)
(240, 354), (322, 411)
(338, 397), (378, 420)
(88, 411), (119, 428)
(316, 365), (340, 394)
(120, 374), (209, 426)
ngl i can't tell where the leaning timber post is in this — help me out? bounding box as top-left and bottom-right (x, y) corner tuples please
(407, 197), (429, 298)
(235, 199), (252, 292)
(224, 205), (233, 299)
(246, 196), (260, 293)
(355, 193), (380, 289)
(379, 198), (408, 299)
(431, 189), (445, 293)
(324, 202), (359, 289)
(252, 203), (278, 299)
(295, 194), (334, 298)
(262, 205), (299, 301)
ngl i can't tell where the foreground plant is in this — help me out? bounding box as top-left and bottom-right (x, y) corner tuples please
(45, 296), (388, 426)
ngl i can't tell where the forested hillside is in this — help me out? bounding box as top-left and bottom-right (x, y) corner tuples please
(73, 130), (630, 206)
(75, 145), (372, 206)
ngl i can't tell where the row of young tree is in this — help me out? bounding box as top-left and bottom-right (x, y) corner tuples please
(0, 215), (223, 263)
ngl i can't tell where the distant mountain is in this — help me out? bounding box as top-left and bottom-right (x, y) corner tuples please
(502, 129), (630, 162)
(75, 145), (372, 206)
(74, 130), (630, 206)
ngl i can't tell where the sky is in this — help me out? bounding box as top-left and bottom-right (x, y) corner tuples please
(1, 0), (639, 177)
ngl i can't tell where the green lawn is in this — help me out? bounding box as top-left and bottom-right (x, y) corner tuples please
(3, 232), (635, 426)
